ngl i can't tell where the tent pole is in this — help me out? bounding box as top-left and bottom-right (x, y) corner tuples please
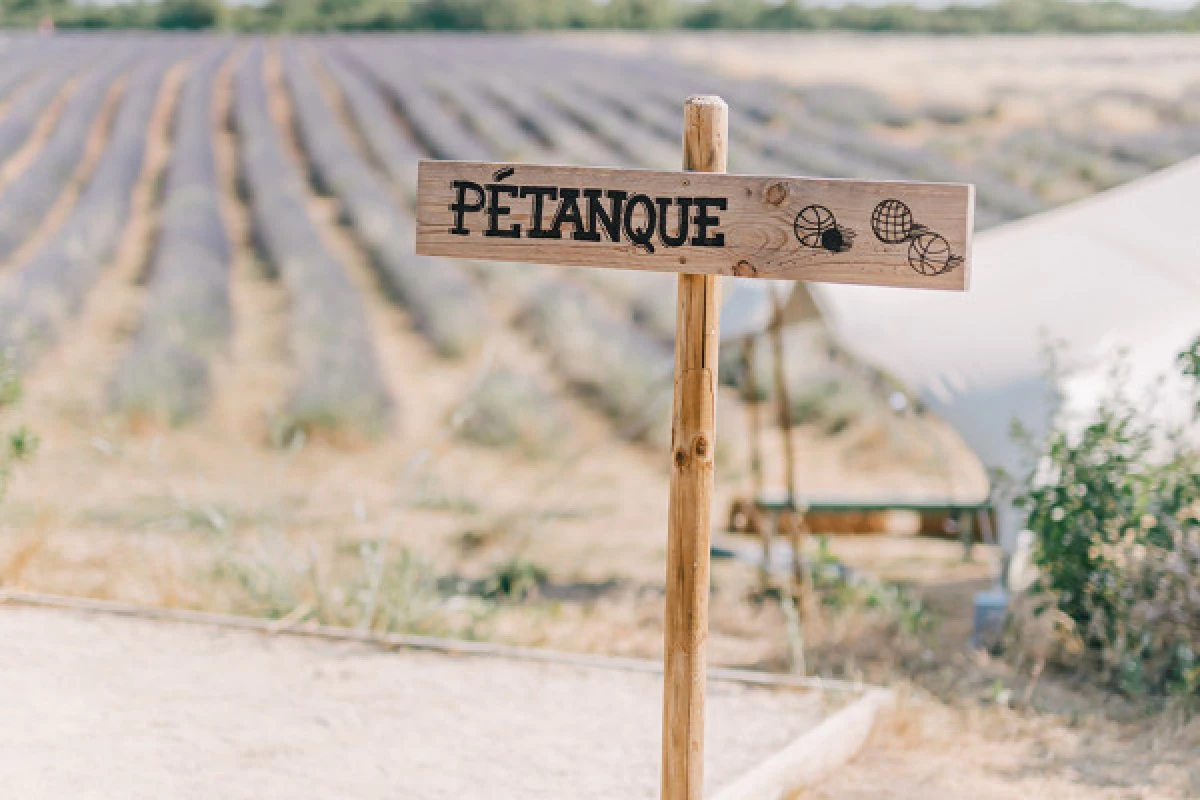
(768, 291), (805, 598)
(742, 338), (771, 591)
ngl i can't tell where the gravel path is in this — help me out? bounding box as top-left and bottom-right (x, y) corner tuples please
(0, 606), (825, 799)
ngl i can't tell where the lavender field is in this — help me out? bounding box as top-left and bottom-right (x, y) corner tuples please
(0, 33), (1195, 443)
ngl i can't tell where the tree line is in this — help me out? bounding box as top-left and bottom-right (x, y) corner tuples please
(3, 0), (1199, 34)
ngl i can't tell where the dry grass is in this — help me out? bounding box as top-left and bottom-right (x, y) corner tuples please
(807, 688), (1200, 799)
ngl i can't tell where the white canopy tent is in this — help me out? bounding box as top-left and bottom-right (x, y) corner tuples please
(802, 155), (1200, 549)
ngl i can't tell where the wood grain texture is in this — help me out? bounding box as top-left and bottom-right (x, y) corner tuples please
(416, 159), (973, 290)
(661, 94), (726, 800)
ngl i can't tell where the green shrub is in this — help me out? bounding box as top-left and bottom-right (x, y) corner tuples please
(0, 350), (36, 501)
(482, 556), (548, 602)
(1014, 338), (1200, 698)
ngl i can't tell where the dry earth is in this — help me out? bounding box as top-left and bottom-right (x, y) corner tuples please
(805, 691), (1200, 800)
(0, 604), (828, 800)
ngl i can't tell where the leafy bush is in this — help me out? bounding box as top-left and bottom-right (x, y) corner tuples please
(1014, 338), (1200, 698)
(481, 556), (548, 602)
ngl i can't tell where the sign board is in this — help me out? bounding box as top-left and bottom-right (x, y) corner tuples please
(416, 160), (974, 291)
(414, 97), (975, 800)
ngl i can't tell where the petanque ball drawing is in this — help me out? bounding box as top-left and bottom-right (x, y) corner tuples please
(793, 204), (855, 253)
(908, 231), (963, 276)
(871, 198), (962, 276)
(870, 198), (918, 244)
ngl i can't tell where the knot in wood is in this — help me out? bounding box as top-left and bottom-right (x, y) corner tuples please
(694, 436), (708, 458)
(673, 448), (688, 469)
(764, 182), (788, 206)
(734, 259), (757, 277)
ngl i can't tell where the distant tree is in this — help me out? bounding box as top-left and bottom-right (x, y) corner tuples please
(407, 0), (598, 31)
(156, 0), (223, 29)
(681, 0), (770, 30)
(755, 0), (822, 30)
(3, 0), (1198, 33)
(605, 0), (676, 29)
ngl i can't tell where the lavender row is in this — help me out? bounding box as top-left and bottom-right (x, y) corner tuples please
(517, 279), (673, 448)
(319, 51), (423, 198)
(0, 58), (167, 369)
(110, 45), (233, 423)
(343, 42), (489, 163)
(234, 44), (392, 436)
(283, 44), (485, 359)
(0, 59), (126, 264)
(0, 54), (87, 181)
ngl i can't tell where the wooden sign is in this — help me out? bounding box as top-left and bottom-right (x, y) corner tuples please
(414, 96), (975, 800)
(416, 160), (974, 290)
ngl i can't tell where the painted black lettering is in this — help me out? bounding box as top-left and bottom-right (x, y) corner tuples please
(656, 197), (691, 248)
(449, 180), (485, 236)
(484, 184), (520, 238)
(691, 197), (727, 247)
(624, 193), (657, 254)
(520, 186), (558, 238)
(549, 188), (583, 238)
(576, 188), (626, 242)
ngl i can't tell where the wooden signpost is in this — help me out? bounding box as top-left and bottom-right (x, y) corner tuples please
(416, 96), (974, 800)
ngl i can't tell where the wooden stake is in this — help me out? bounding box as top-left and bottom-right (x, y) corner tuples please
(743, 338), (765, 501)
(768, 289), (809, 597)
(742, 338), (771, 592)
(662, 95), (726, 800)
(769, 290), (796, 509)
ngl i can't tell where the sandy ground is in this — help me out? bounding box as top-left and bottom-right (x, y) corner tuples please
(0, 605), (828, 800)
(805, 693), (1200, 800)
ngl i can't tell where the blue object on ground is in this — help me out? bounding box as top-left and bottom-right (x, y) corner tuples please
(972, 589), (1009, 649)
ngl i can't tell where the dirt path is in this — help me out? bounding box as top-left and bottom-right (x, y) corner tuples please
(0, 604), (826, 800)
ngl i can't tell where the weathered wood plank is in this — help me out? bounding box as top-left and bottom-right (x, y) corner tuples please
(416, 160), (974, 290)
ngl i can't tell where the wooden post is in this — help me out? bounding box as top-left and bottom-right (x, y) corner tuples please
(767, 289), (809, 669)
(960, 509), (975, 562)
(768, 289), (807, 596)
(662, 95), (726, 800)
(743, 338), (771, 591)
(769, 290), (796, 508)
(743, 339), (764, 502)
